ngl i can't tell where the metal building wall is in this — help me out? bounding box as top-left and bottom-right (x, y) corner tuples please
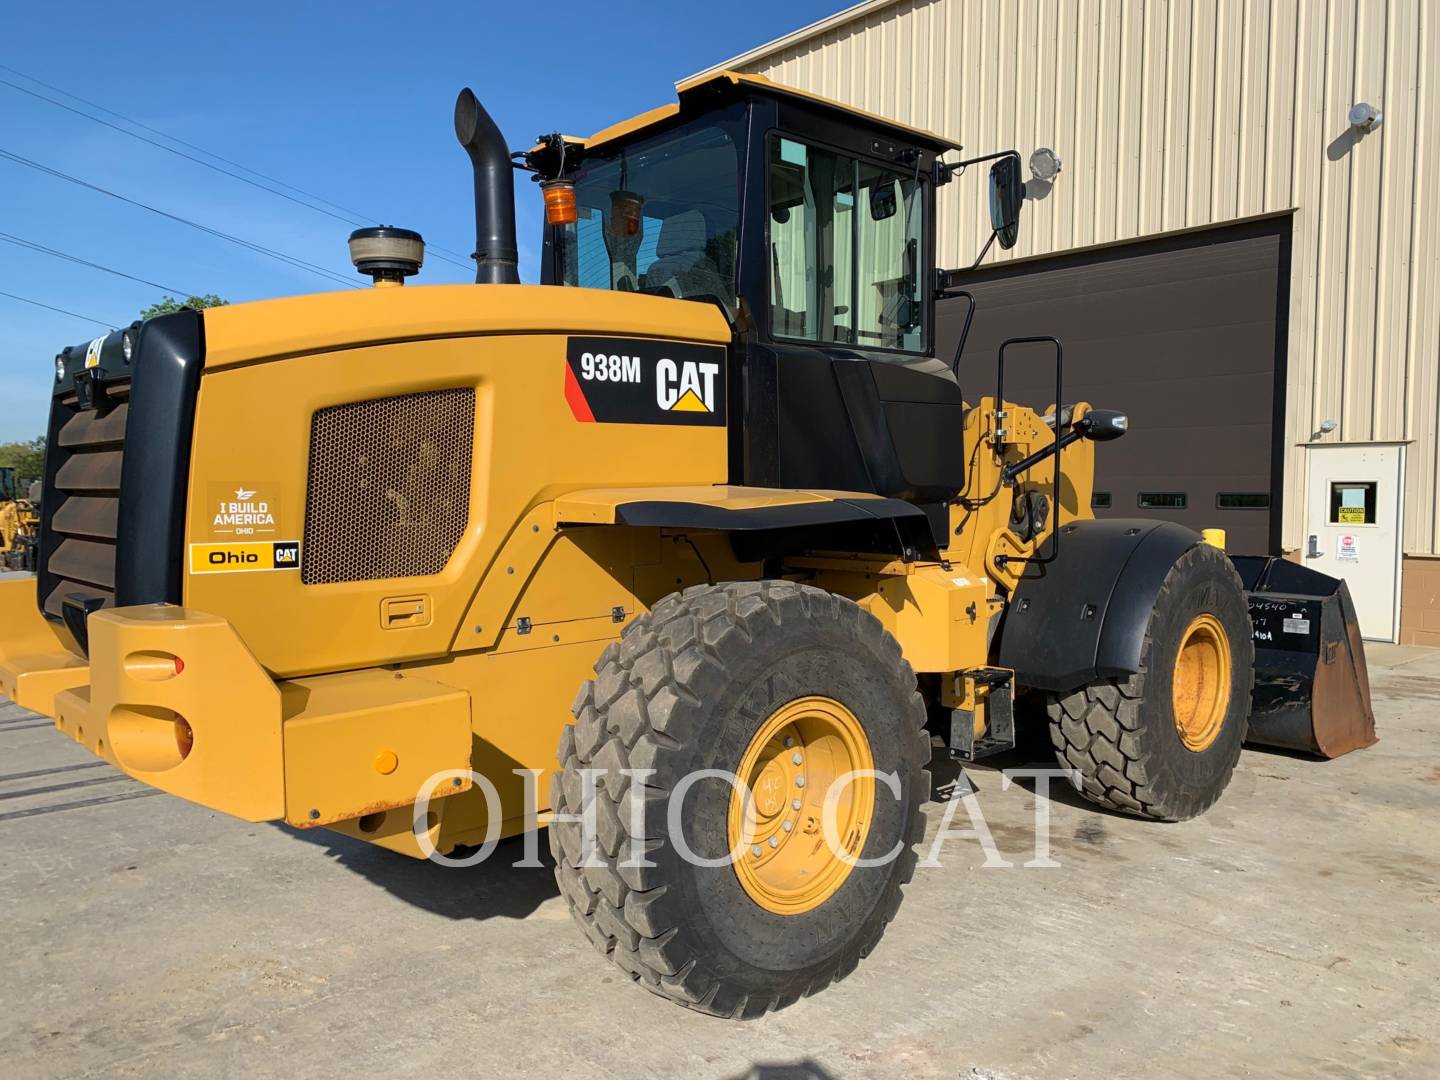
(708, 0), (1440, 555)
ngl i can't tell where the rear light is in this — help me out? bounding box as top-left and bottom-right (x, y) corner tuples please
(174, 716), (194, 760)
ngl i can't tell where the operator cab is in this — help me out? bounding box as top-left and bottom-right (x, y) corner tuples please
(527, 73), (1006, 540)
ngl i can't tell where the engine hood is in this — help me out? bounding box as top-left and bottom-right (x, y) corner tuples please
(201, 284), (732, 371)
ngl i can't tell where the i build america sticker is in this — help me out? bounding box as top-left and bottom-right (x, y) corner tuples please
(192, 482), (298, 572)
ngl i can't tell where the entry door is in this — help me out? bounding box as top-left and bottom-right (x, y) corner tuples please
(1304, 444), (1404, 641)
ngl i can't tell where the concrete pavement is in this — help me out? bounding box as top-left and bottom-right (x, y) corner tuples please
(1, 645), (1436, 1078)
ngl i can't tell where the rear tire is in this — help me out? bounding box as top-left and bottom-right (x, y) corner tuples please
(549, 581), (930, 1019)
(1047, 542), (1254, 821)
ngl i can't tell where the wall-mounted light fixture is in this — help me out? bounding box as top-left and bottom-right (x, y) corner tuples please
(1029, 147), (1062, 181)
(1348, 103), (1382, 132)
(1319, 418), (1338, 434)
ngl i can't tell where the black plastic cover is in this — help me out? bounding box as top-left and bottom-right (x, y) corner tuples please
(996, 518), (1202, 692)
(115, 308), (204, 607)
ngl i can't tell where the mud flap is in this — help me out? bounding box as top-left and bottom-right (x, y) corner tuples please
(1230, 556), (1377, 758)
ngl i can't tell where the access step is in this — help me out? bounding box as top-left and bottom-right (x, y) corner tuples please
(947, 667), (1016, 761)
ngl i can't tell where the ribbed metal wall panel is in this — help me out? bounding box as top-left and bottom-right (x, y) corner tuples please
(717, 0), (1440, 554)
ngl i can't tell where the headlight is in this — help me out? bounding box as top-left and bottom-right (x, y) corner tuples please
(54, 355), (66, 383)
(122, 330), (134, 362)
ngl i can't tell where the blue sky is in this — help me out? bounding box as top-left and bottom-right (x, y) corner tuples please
(0, 1), (841, 441)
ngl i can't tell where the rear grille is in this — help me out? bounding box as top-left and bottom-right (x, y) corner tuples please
(302, 388), (475, 585)
(40, 392), (129, 618)
(37, 311), (203, 645)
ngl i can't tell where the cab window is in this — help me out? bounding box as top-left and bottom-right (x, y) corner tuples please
(768, 136), (925, 352)
(558, 116), (742, 312)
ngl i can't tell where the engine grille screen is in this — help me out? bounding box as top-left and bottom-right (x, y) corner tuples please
(302, 388), (475, 585)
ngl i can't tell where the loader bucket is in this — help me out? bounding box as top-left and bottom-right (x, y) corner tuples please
(1229, 556), (1377, 758)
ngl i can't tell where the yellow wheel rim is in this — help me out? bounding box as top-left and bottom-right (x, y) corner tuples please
(1172, 613), (1232, 752)
(728, 696), (875, 916)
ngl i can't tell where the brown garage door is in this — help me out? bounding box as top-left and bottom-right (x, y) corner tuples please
(938, 215), (1290, 556)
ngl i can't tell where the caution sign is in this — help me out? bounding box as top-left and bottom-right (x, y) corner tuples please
(1337, 506), (1364, 524)
(189, 540), (301, 574)
(564, 337), (726, 426)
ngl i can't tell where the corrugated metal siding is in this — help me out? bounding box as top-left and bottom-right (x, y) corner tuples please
(727, 0), (1440, 554)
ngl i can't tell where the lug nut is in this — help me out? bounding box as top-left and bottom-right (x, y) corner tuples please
(752, 845), (763, 858)
(768, 836), (779, 848)
(792, 799), (802, 811)
(783, 736), (794, 748)
(791, 752), (803, 765)
(781, 821), (793, 832)
(795, 777), (805, 788)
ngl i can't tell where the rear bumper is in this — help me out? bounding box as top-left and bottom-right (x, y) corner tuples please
(0, 576), (89, 714)
(0, 580), (472, 829)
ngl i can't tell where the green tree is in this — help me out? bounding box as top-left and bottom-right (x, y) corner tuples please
(0, 437), (46, 484)
(140, 294), (229, 319)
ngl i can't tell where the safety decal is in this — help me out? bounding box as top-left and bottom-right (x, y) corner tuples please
(564, 337), (726, 426)
(189, 540), (301, 574)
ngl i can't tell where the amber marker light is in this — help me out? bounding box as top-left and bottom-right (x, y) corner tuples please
(174, 716), (195, 760)
(542, 180), (578, 225)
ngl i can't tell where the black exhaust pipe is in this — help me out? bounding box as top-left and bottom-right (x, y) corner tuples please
(454, 87), (520, 285)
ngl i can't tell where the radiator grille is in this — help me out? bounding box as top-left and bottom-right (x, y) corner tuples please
(302, 388), (474, 585)
(40, 391), (129, 618)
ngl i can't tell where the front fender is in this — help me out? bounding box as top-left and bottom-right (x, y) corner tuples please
(995, 519), (1202, 692)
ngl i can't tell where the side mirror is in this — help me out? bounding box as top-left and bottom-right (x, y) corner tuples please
(870, 182), (897, 221)
(988, 154), (1024, 249)
(1080, 409), (1129, 441)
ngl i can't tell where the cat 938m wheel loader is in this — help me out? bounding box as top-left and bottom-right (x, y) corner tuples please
(0, 72), (1375, 1018)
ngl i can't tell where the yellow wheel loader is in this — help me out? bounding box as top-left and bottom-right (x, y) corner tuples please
(0, 72), (1374, 1019)
(0, 466), (38, 571)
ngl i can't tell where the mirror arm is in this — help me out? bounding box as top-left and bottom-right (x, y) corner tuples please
(943, 148), (1020, 171)
(971, 230), (999, 269)
(1002, 425), (1087, 486)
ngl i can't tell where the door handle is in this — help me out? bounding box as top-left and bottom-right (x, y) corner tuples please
(1306, 534), (1321, 559)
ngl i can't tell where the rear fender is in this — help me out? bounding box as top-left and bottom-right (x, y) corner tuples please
(995, 519), (1202, 692)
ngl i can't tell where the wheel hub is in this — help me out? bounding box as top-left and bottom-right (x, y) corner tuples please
(728, 696), (875, 916)
(1172, 613), (1232, 752)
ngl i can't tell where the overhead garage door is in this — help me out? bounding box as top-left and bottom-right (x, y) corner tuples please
(937, 214), (1290, 556)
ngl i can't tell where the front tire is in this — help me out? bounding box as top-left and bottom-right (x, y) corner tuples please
(1047, 542), (1254, 821)
(549, 581), (930, 1019)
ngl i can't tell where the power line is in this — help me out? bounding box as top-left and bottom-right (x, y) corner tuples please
(0, 147), (361, 289)
(0, 75), (369, 229)
(0, 63), (478, 271)
(0, 231), (197, 296)
(0, 288), (116, 329)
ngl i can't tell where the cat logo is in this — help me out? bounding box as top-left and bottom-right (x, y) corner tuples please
(656, 357), (720, 414)
(564, 337), (725, 427)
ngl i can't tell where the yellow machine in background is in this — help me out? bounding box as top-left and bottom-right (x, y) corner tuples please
(0, 466), (38, 571)
(0, 71), (1371, 1019)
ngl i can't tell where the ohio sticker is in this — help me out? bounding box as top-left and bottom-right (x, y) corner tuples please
(564, 337), (726, 426)
(189, 540), (301, 574)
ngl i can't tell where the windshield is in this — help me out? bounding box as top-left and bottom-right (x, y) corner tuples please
(556, 111), (744, 312)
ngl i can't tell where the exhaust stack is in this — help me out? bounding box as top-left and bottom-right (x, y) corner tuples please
(454, 88), (520, 285)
